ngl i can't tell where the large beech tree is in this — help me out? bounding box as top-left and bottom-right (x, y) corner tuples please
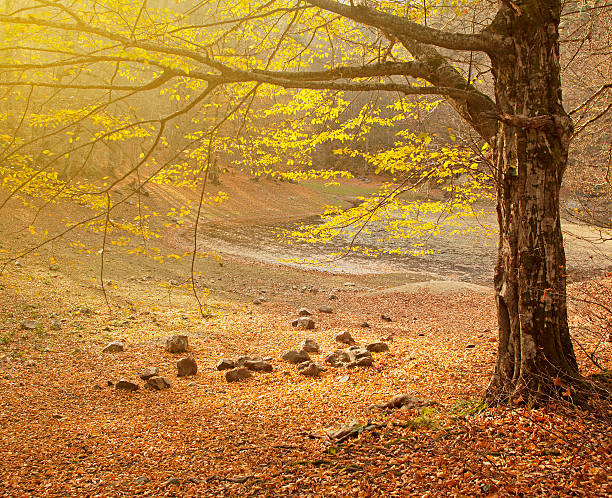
(0, 0), (592, 401)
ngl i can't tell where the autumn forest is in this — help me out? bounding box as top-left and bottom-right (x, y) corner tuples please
(0, 0), (610, 496)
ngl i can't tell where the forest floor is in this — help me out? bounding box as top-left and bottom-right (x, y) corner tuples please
(0, 175), (610, 497)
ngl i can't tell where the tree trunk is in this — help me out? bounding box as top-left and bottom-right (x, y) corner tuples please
(487, 1), (579, 402)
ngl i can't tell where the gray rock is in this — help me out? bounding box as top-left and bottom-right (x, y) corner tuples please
(135, 476), (150, 485)
(335, 331), (356, 346)
(295, 317), (315, 330)
(21, 320), (40, 330)
(244, 360), (273, 372)
(297, 361), (323, 377)
(325, 350), (351, 367)
(252, 298), (263, 305)
(300, 338), (320, 354)
(177, 357), (197, 377)
(139, 367), (159, 380)
(225, 367), (252, 382)
(366, 342), (390, 353)
(103, 341), (124, 353)
(236, 355), (262, 367)
(165, 335), (188, 353)
(298, 307), (312, 316)
(216, 359), (235, 371)
(348, 356), (373, 368)
(282, 349), (311, 364)
(115, 379), (138, 391)
(145, 376), (171, 390)
(318, 305), (333, 313)
(348, 347), (372, 361)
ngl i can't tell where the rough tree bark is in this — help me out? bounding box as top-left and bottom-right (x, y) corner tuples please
(486, 1), (579, 401)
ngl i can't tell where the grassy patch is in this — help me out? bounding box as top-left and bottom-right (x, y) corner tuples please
(301, 180), (379, 199)
(450, 398), (488, 418)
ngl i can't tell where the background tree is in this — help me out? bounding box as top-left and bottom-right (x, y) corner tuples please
(0, 0), (610, 402)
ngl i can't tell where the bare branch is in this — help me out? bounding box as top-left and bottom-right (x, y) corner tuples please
(304, 0), (504, 53)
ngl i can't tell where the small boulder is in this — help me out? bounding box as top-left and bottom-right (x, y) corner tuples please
(139, 367), (159, 380)
(300, 338), (320, 354)
(177, 357), (197, 377)
(366, 342), (390, 353)
(103, 341), (124, 353)
(348, 347), (372, 361)
(297, 361), (323, 377)
(282, 349), (311, 364)
(115, 379), (138, 391)
(145, 376), (171, 390)
(381, 314), (392, 322)
(360, 321), (370, 328)
(21, 320), (40, 330)
(216, 359), (235, 371)
(325, 350), (351, 367)
(335, 331), (356, 346)
(244, 360), (273, 372)
(236, 355), (262, 367)
(295, 317), (315, 330)
(348, 356), (373, 368)
(252, 297), (263, 305)
(225, 367), (252, 382)
(165, 335), (188, 353)
(298, 307), (312, 316)
(318, 305), (333, 313)
(328, 294), (338, 300)
(50, 319), (62, 331)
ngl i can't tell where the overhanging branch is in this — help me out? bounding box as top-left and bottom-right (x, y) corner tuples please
(304, 0), (505, 54)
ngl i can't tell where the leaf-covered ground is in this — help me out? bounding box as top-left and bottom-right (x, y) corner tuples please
(0, 259), (609, 497)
